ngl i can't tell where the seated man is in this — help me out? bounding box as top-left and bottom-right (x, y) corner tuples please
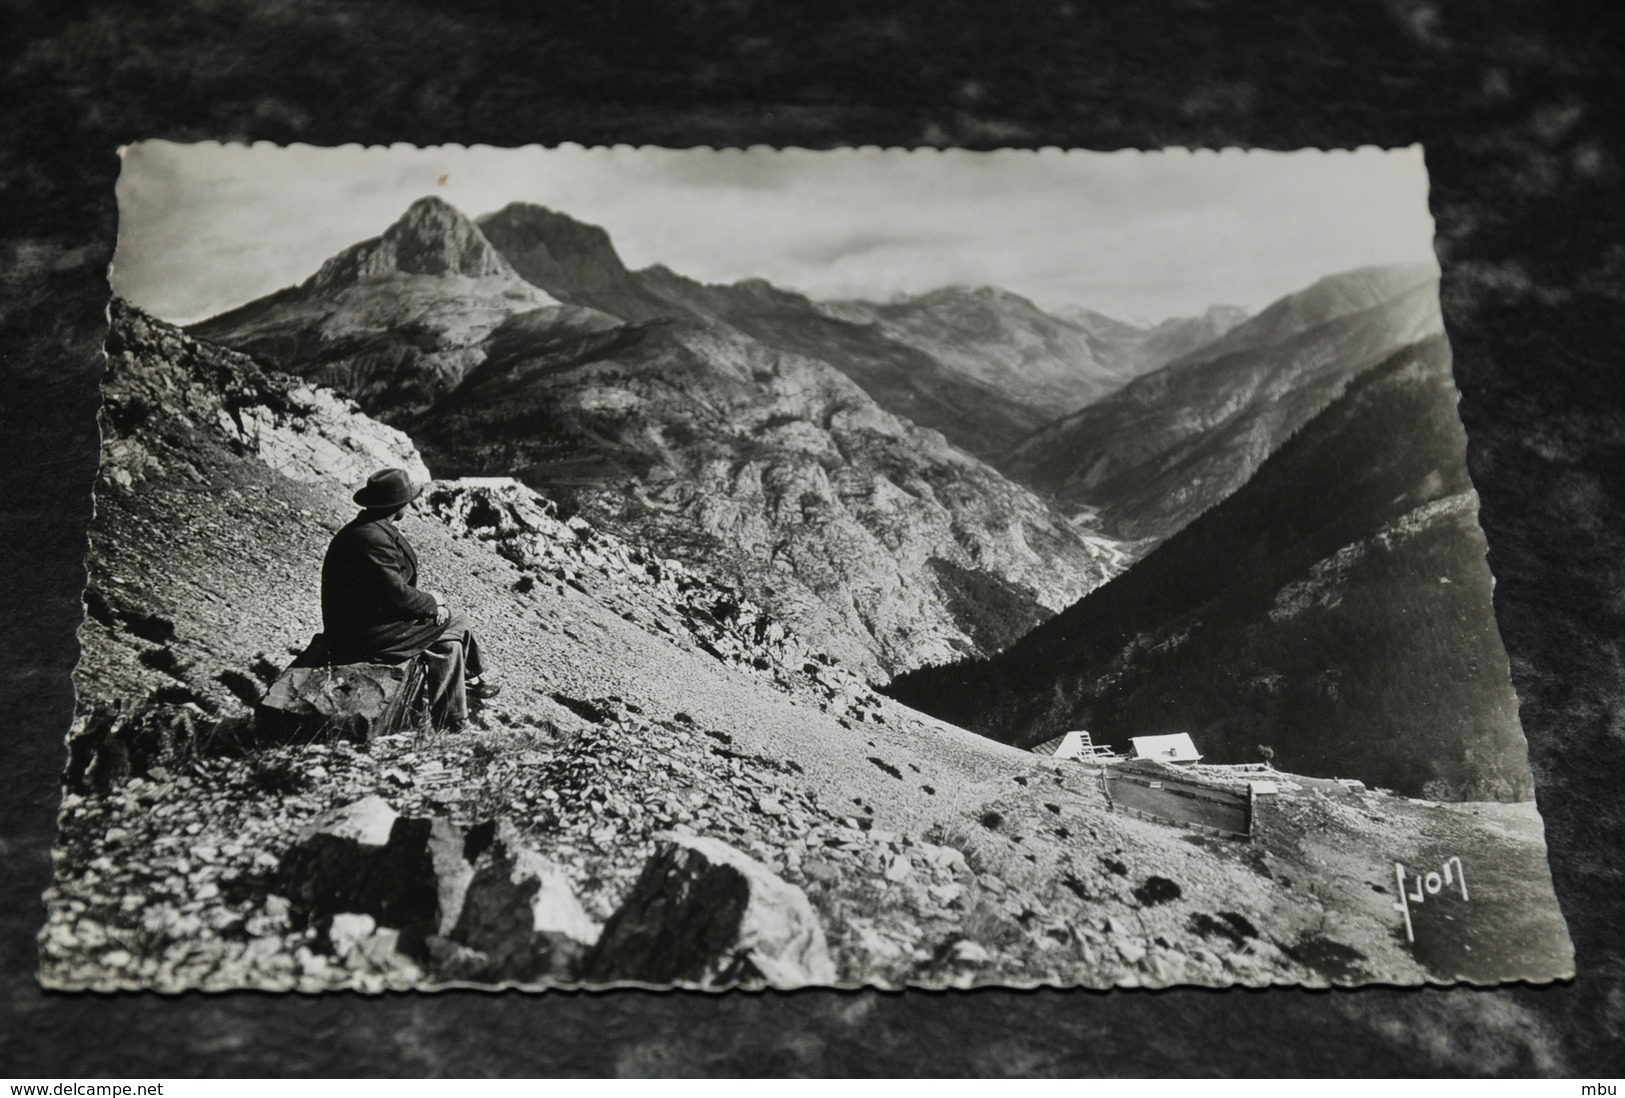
(321, 467), (499, 728)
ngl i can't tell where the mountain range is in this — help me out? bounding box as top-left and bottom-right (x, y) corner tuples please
(887, 333), (1532, 802)
(1004, 262), (1445, 551)
(194, 197), (1134, 674)
(190, 197), (1453, 686)
(479, 203), (1232, 461)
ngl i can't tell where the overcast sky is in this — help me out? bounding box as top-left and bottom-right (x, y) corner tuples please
(113, 142), (1438, 325)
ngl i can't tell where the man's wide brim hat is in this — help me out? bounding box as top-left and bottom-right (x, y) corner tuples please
(353, 468), (424, 510)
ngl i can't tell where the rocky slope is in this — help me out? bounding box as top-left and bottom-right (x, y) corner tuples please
(1006, 263), (1444, 550)
(45, 302), (1571, 992)
(888, 334), (1535, 803)
(193, 200), (1121, 675)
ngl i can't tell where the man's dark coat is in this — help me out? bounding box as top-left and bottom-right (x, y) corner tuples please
(321, 512), (443, 663)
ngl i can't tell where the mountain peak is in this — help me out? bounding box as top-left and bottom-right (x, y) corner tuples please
(391, 194), (471, 237)
(1203, 303), (1249, 325)
(476, 203), (631, 297)
(304, 196), (515, 290)
(920, 284), (1033, 307)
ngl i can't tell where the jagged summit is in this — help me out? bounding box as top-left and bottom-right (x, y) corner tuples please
(476, 202), (632, 297)
(304, 196), (519, 290)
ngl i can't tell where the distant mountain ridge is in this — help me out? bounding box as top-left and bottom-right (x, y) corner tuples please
(1124, 305), (1252, 371)
(481, 203), (1242, 461)
(887, 333), (1532, 802)
(1005, 263), (1443, 551)
(820, 285), (1159, 420)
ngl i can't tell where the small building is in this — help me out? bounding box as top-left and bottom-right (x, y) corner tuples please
(1029, 730), (1118, 760)
(1129, 733), (1202, 765)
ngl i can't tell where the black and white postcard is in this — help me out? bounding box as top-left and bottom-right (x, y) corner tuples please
(44, 142), (1573, 991)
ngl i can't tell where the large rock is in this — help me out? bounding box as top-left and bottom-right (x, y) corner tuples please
(275, 801), (599, 984)
(221, 386), (430, 488)
(274, 797), (470, 938)
(255, 657), (424, 744)
(582, 833), (836, 988)
(443, 819), (600, 982)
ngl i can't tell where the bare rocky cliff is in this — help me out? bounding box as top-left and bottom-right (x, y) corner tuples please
(476, 202), (639, 298)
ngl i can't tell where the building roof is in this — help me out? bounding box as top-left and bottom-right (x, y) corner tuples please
(1130, 733), (1202, 763)
(1031, 730), (1109, 759)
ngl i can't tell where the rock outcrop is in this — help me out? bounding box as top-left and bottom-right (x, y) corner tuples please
(274, 798), (474, 939)
(102, 300), (430, 491)
(274, 798), (600, 983)
(584, 833), (836, 988)
(272, 800), (832, 987)
(446, 819), (601, 983)
(65, 700), (249, 794)
(255, 658), (425, 744)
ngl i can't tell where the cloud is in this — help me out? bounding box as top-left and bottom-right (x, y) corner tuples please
(113, 143), (1437, 324)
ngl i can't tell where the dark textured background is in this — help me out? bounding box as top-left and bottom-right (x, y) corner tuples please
(4, 0), (1623, 1077)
